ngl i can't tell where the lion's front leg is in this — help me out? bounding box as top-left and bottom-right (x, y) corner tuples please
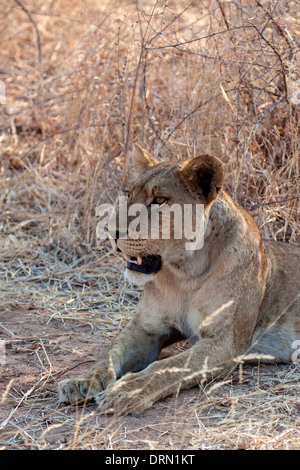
(96, 336), (237, 414)
(96, 371), (158, 414)
(57, 316), (170, 405)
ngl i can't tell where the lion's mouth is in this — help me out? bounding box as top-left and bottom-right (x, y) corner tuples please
(123, 254), (162, 275)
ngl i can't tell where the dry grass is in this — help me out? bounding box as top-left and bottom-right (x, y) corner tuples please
(0, 0), (299, 450)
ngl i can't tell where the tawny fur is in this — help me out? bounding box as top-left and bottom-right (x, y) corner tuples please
(58, 144), (300, 414)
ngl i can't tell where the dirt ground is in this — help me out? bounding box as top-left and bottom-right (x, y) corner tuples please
(0, 0), (299, 451)
(1, 306), (300, 450)
(0, 307), (210, 450)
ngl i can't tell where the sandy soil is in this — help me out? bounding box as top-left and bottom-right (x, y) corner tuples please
(0, 308), (207, 449)
(1, 307), (299, 450)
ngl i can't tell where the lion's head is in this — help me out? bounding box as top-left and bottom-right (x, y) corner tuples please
(113, 144), (224, 285)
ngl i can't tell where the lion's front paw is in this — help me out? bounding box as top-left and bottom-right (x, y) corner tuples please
(96, 374), (154, 415)
(58, 365), (116, 405)
(58, 376), (102, 405)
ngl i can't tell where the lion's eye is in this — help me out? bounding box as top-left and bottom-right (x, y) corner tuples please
(152, 196), (167, 205)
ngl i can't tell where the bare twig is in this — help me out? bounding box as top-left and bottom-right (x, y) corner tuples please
(249, 196), (300, 211)
(146, 25), (255, 50)
(248, 20), (289, 102)
(13, 0), (42, 67)
(217, 0), (230, 30)
(255, 0), (294, 53)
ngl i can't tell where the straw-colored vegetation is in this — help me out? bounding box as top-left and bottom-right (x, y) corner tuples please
(0, 0), (299, 450)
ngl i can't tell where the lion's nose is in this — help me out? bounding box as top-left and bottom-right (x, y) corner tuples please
(104, 226), (125, 240)
(116, 229), (128, 240)
(115, 230), (129, 253)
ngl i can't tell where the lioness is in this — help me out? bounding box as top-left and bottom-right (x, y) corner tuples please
(58, 144), (300, 413)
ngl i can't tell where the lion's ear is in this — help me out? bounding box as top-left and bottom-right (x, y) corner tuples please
(131, 144), (159, 178)
(180, 154), (224, 204)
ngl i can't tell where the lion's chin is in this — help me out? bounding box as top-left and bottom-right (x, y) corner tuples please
(124, 268), (156, 286)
